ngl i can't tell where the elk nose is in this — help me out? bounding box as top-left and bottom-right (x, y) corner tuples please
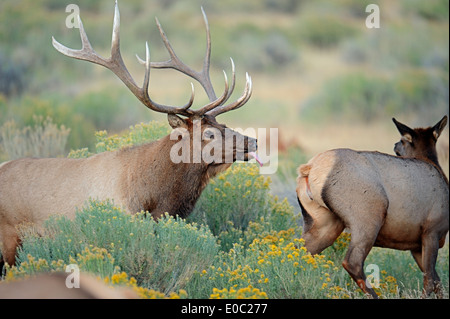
(249, 137), (257, 151)
(393, 142), (401, 156)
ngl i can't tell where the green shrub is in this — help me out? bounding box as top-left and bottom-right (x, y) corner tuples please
(301, 72), (394, 122)
(404, 0), (449, 21)
(301, 70), (449, 123)
(67, 121), (170, 158)
(13, 199), (219, 294)
(0, 116), (70, 160)
(343, 21), (449, 70)
(188, 163), (299, 251)
(94, 121), (170, 153)
(297, 15), (359, 49)
(0, 96), (96, 152)
(0, 51), (26, 98)
(188, 234), (352, 299)
(188, 230), (449, 299)
(366, 244), (449, 298)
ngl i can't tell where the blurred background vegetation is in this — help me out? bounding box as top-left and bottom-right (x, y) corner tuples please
(0, 0), (449, 184)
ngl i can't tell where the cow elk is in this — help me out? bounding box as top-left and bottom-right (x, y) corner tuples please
(296, 116), (448, 298)
(0, 2), (261, 267)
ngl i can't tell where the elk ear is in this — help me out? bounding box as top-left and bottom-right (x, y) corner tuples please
(432, 115), (448, 140)
(168, 114), (188, 129)
(393, 118), (415, 142)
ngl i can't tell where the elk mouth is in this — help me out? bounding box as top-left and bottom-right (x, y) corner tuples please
(243, 138), (262, 166)
(243, 151), (263, 166)
(394, 143), (401, 156)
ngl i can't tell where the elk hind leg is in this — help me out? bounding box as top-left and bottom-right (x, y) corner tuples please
(340, 208), (385, 299)
(298, 198), (344, 255)
(421, 234), (442, 298)
(342, 232), (380, 299)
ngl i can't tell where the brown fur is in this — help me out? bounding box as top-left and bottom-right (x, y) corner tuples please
(296, 116), (448, 298)
(0, 272), (138, 299)
(0, 116), (255, 266)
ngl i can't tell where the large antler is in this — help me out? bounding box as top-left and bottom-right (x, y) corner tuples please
(52, 1), (252, 118)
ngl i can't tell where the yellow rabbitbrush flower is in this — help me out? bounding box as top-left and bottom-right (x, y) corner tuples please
(210, 285), (268, 299)
(94, 121), (170, 154)
(3, 254), (60, 281)
(102, 271), (188, 299)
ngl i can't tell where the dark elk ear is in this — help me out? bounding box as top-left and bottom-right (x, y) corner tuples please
(392, 118), (414, 143)
(432, 115), (448, 140)
(168, 114), (188, 129)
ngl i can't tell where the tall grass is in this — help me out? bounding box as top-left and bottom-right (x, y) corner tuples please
(0, 116), (70, 160)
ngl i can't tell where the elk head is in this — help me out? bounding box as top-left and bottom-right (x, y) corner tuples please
(52, 1), (261, 171)
(393, 116), (447, 166)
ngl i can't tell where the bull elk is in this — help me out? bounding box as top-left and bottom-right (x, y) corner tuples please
(0, 2), (261, 267)
(296, 116), (448, 298)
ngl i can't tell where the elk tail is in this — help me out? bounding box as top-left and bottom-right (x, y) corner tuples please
(298, 163), (311, 177)
(298, 164), (314, 201)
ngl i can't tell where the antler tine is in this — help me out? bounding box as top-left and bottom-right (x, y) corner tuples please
(52, 15), (105, 67)
(195, 70), (229, 116)
(138, 7), (241, 117)
(206, 73), (253, 118)
(53, 0), (194, 116)
(225, 58), (236, 102)
(140, 40), (195, 113)
(148, 8), (217, 101)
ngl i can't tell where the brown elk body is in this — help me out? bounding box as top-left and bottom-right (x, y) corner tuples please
(296, 116), (448, 298)
(0, 2), (260, 267)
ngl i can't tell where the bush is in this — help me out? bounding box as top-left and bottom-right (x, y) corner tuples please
(188, 231), (449, 299)
(342, 21), (449, 70)
(94, 121), (171, 153)
(297, 15), (358, 49)
(67, 121), (170, 158)
(301, 70), (449, 123)
(0, 116), (70, 160)
(188, 163), (299, 251)
(404, 0), (449, 21)
(188, 234), (351, 299)
(0, 52), (26, 98)
(0, 96), (96, 152)
(12, 199), (219, 295)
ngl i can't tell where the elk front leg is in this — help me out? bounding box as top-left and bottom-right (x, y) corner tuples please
(0, 225), (20, 268)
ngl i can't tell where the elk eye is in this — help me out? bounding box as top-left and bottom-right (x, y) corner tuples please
(204, 130), (215, 140)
